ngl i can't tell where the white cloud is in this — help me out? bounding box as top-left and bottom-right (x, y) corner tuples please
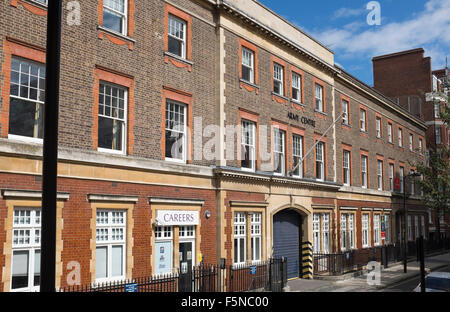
(332, 7), (365, 20)
(313, 0), (450, 67)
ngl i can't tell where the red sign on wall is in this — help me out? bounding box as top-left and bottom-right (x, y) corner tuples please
(394, 177), (401, 191)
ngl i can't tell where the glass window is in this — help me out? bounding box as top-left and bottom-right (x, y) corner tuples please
(251, 213), (261, 262)
(313, 214), (320, 253)
(349, 214), (355, 249)
(273, 63), (284, 96)
(398, 128), (403, 147)
(408, 215), (412, 241)
(376, 117), (381, 138)
(343, 150), (351, 186)
(96, 210), (126, 282)
(388, 123), (393, 143)
(9, 58), (46, 140)
(385, 215), (390, 244)
(11, 208), (41, 292)
(341, 214), (347, 251)
(400, 167), (404, 193)
(165, 100), (187, 162)
(374, 214), (380, 246)
(361, 155), (368, 188)
(322, 214), (330, 254)
(435, 127), (441, 144)
(273, 129), (285, 175)
(292, 134), (303, 178)
(342, 100), (349, 125)
(316, 141), (325, 181)
(414, 216), (419, 240)
(103, 0), (127, 35)
(377, 160), (383, 191)
(241, 120), (256, 171)
(389, 163), (394, 191)
(360, 109), (366, 132)
(234, 212), (246, 264)
(291, 73), (301, 102)
(241, 48), (254, 83)
(98, 82), (127, 153)
(315, 84), (323, 112)
(168, 15), (187, 58)
(362, 214), (369, 247)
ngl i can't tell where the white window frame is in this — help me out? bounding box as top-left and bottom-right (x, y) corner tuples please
(377, 160), (383, 191)
(168, 14), (187, 59)
(385, 215), (390, 244)
(292, 134), (303, 178)
(362, 214), (370, 248)
(342, 100), (349, 125)
(376, 117), (381, 138)
(421, 215), (425, 238)
(410, 170), (415, 195)
(273, 128), (285, 176)
(400, 167), (405, 193)
(234, 212), (246, 265)
(341, 214), (347, 251)
(315, 84), (324, 112)
(8, 57), (46, 144)
(241, 120), (256, 172)
(349, 214), (355, 249)
(419, 139), (423, 154)
(316, 141), (325, 181)
(374, 214), (381, 246)
(398, 128), (403, 147)
(388, 123), (393, 143)
(313, 213), (320, 253)
(361, 155), (368, 189)
(97, 81), (128, 155)
(434, 102), (440, 118)
(360, 109), (366, 132)
(103, 0), (128, 36)
(435, 127), (441, 144)
(250, 213), (262, 263)
(389, 163), (394, 192)
(291, 72), (302, 103)
(273, 63), (284, 96)
(95, 210), (127, 283)
(11, 208), (41, 292)
(343, 150), (351, 186)
(241, 47), (254, 84)
(165, 100), (187, 163)
(322, 214), (330, 254)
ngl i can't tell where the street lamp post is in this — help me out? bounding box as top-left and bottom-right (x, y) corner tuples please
(403, 171), (421, 273)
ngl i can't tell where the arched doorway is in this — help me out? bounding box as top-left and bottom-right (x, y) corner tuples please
(273, 209), (303, 279)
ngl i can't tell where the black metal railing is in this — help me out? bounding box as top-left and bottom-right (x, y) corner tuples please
(313, 238), (450, 276)
(60, 258), (287, 293)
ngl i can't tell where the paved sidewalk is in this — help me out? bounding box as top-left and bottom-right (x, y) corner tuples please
(287, 252), (450, 292)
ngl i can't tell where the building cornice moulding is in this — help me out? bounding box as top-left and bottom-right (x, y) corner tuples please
(148, 197), (205, 206)
(87, 194), (139, 203)
(1, 189), (70, 201)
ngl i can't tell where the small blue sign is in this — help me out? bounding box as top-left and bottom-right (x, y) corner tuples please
(250, 266), (257, 275)
(125, 283), (138, 293)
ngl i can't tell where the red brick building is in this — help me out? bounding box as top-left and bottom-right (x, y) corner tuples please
(373, 48), (450, 240)
(0, 0), (429, 291)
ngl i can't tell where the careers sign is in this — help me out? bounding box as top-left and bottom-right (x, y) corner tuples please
(156, 210), (199, 226)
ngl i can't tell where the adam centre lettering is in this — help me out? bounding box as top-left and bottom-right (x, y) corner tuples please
(157, 210), (199, 226)
(287, 112), (316, 128)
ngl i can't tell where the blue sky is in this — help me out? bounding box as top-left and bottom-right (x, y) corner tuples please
(258, 0), (450, 86)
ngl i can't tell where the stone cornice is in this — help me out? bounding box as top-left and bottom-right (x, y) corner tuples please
(1, 189), (70, 201)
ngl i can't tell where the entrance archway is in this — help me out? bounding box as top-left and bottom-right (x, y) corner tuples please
(273, 208), (305, 279)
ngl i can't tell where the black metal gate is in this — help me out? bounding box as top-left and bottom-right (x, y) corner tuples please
(268, 258), (287, 292)
(178, 266), (193, 292)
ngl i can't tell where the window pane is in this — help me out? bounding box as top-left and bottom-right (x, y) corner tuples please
(103, 9), (123, 34)
(112, 246), (123, 277)
(168, 36), (183, 57)
(12, 251), (29, 290)
(34, 250), (40, 286)
(9, 98), (43, 138)
(96, 247), (108, 279)
(98, 116), (123, 151)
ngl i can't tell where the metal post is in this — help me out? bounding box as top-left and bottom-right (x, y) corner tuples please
(40, 0), (63, 292)
(403, 177), (408, 273)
